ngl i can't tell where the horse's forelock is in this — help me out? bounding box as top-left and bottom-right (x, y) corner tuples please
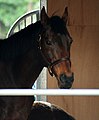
(48, 16), (66, 34)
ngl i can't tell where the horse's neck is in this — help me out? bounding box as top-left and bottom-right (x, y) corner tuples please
(0, 50), (44, 89)
(0, 21), (42, 61)
(14, 49), (45, 88)
(0, 21), (46, 88)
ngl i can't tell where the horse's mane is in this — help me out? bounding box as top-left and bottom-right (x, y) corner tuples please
(0, 21), (42, 61)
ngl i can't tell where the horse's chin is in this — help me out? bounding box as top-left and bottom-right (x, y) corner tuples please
(58, 84), (72, 89)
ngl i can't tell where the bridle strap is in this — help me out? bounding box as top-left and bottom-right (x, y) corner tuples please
(48, 57), (70, 76)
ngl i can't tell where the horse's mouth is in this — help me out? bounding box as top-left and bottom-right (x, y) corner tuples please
(57, 73), (74, 89)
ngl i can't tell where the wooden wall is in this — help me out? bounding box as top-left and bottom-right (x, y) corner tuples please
(47, 0), (99, 120)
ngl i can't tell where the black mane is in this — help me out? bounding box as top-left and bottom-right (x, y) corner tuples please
(0, 21), (42, 61)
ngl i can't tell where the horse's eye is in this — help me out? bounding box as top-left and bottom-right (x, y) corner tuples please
(46, 40), (52, 45)
(70, 39), (73, 45)
(69, 40), (72, 45)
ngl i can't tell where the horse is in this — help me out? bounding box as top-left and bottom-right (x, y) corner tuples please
(28, 101), (75, 120)
(0, 7), (74, 120)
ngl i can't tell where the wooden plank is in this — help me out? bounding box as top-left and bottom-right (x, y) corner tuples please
(70, 26), (99, 88)
(48, 96), (99, 120)
(83, 0), (99, 25)
(48, 0), (99, 25)
(48, 0), (68, 16)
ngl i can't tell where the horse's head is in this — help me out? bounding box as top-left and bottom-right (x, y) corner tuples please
(39, 7), (74, 89)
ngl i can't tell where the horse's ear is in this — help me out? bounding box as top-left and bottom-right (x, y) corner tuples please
(41, 6), (49, 25)
(62, 7), (68, 24)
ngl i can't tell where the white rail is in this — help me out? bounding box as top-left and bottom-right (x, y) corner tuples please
(0, 89), (99, 96)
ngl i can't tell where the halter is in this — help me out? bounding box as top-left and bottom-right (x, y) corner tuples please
(48, 57), (70, 76)
(38, 34), (70, 77)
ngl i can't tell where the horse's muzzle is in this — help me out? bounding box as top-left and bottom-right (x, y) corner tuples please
(59, 73), (74, 89)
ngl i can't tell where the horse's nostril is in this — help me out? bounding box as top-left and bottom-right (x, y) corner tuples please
(60, 74), (67, 83)
(59, 73), (74, 89)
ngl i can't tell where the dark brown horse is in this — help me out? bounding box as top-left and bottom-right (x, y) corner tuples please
(0, 7), (74, 120)
(28, 101), (75, 120)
